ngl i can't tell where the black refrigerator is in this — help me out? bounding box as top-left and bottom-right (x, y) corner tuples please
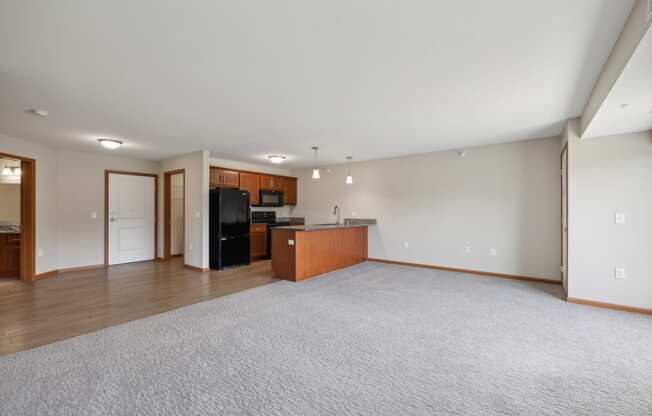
(209, 188), (251, 270)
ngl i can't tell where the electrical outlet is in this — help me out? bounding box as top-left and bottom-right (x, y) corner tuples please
(615, 213), (625, 224)
(351, 211), (357, 217)
(288, 239), (295, 246)
(465, 246), (471, 255)
(615, 268), (626, 280)
(404, 241), (409, 249)
(490, 248), (496, 256)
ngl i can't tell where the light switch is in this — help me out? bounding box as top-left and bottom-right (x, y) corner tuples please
(91, 212), (97, 219)
(465, 246), (471, 255)
(490, 248), (496, 256)
(288, 239), (295, 246)
(195, 211), (201, 219)
(615, 268), (626, 280)
(615, 213), (625, 224)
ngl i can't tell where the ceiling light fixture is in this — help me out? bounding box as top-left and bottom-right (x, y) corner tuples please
(26, 108), (48, 117)
(98, 138), (123, 150)
(268, 155), (286, 164)
(345, 156), (353, 184)
(312, 146), (320, 179)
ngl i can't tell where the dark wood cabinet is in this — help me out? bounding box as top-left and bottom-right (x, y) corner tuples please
(210, 168), (239, 188)
(0, 233), (20, 278)
(250, 224), (267, 259)
(259, 175), (282, 191)
(281, 177), (297, 205)
(239, 172), (260, 206)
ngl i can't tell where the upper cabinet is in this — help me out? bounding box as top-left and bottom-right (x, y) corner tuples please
(210, 166), (298, 206)
(239, 172), (260, 206)
(210, 168), (239, 188)
(282, 177), (297, 205)
(259, 175), (283, 191)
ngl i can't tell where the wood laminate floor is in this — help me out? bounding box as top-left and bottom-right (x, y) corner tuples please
(0, 258), (278, 356)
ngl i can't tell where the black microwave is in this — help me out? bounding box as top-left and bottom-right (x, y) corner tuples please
(258, 190), (284, 207)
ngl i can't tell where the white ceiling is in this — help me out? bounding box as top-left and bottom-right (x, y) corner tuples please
(583, 27), (652, 139)
(0, 0), (636, 167)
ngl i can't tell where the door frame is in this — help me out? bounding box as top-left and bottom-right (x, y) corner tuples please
(163, 169), (185, 261)
(0, 152), (36, 281)
(104, 170), (159, 266)
(560, 143), (568, 297)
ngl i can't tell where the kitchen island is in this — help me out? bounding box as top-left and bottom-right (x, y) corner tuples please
(271, 224), (368, 281)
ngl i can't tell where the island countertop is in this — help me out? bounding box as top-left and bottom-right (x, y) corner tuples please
(271, 225), (368, 281)
(273, 218), (376, 232)
(273, 224), (368, 232)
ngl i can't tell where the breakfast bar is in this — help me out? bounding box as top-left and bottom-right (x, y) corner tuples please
(271, 224), (369, 281)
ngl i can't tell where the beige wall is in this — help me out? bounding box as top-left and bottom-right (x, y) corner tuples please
(0, 183), (20, 223)
(1, 133), (159, 273)
(56, 150), (159, 270)
(1, 133), (59, 273)
(568, 128), (652, 309)
(158, 150), (210, 269)
(290, 137), (562, 280)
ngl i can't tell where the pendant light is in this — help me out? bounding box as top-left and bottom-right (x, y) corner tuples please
(345, 156), (353, 184)
(311, 146), (320, 179)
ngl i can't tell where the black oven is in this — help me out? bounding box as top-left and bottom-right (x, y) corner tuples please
(258, 190), (284, 207)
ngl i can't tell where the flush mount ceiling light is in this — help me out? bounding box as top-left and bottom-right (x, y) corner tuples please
(98, 138), (123, 150)
(312, 146), (320, 179)
(268, 155), (286, 164)
(1, 161), (20, 176)
(26, 108), (48, 117)
(345, 156), (353, 184)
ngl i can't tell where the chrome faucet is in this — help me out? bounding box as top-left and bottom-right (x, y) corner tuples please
(333, 205), (340, 225)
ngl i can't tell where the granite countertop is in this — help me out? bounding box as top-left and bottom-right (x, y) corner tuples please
(274, 224), (369, 231)
(273, 218), (376, 231)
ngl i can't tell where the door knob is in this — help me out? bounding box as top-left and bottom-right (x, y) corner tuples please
(110, 218), (117, 222)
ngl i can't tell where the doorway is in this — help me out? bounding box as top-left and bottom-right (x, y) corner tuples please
(561, 145), (568, 296)
(0, 152), (35, 281)
(104, 171), (158, 266)
(164, 169), (185, 261)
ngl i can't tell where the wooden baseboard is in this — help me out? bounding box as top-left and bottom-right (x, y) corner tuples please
(33, 270), (58, 280)
(184, 264), (209, 272)
(59, 264), (105, 274)
(567, 297), (652, 316)
(367, 258), (560, 285)
(33, 264), (106, 280)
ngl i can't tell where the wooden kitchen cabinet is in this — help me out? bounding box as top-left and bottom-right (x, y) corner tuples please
(250, 224), (267, 259)
(259, 175), (282, 191)
(0, 233), (20, 278)
(281, 177), (297, 205)
(239, 172), (260, 206)
(210, 168), (240, 188)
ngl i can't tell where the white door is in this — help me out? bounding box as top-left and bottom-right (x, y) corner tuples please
(108, 173), (156, 265)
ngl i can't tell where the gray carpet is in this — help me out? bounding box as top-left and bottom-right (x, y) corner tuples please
(1, 262), (651, 415)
